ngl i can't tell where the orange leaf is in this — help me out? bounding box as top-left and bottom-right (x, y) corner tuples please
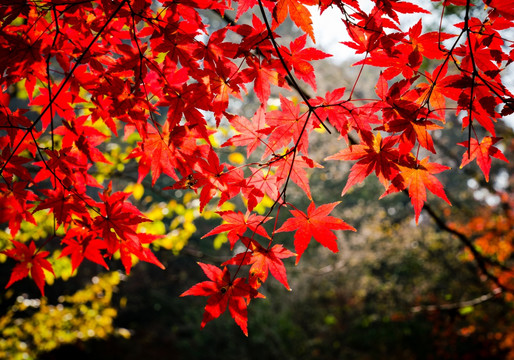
(273, 0), (317, 41)
(382, 156), (451, 223)
(458, 137), (509, 182)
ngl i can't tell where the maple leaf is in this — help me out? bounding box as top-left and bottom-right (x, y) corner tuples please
(232, 15), (274, 55)
(33, 148), (101, 194)
(3, 241), (55, 296)
(461, 90), (501, 136)
(458, 137), (509, 182)
(91, 183), (163, 272)
(343, 22), (382, 54)
(92, 184), (148, 253)
(280, 34), (331, 91)
(202, 28), (239, 71)
(0, 107), (32, 150)
(264, 95), (313, 157)
(409, 63), (454, 120)
(234, 0), (275, 20)
(242, 57), (283, 104)
(30, 80), (86, 128)
(376, 0), (429, 23)
(377, 116), (443, 154)
(203, 61), (246, 124)
(181, 262), (260, 336)
(485, 0), (514, 19)
(407, 20), (454, 60)
(223, 237), (296, 290)
(0, 181), (37, 237)
(242, 167), (281, 210)
(202, 211), (271, 249)
(55, 116), (111, 164)
(273, 0), (317, 42)
(189, 150), (244, 212)
(119, 233), (164, 275)
(312, 87), (354, 138)
(326, 132), (401, 193)
(221, 108), (272, 157)
(374, 73), (420, 122)
(382, 156), (451, 223)
(34, 187), (90, 228)
(275, 202), (355, 264)
(60, 227), (109, 273)
(272, 152), (322, 200)
(0, 146), (32, 182)
(128, 124), (207, 185)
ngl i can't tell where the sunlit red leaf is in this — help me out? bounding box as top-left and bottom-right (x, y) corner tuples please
(458, 136), (509, 182)
(2, 241), (55, 296)
(60, 228), (109, 273)
(272, 152), (322, 200)
(273, 0), (317, 41)
(382, 156), (451, 223)
(326, 132), (401, 193)
(222, 108), (272, 157)
(202, 210), (271, 248)
(223, 237), (296, 290)
(181, 262), (260, 336)
(275, 202), (355, 264)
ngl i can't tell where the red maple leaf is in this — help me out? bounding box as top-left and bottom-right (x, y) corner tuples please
(0, 181), (37, 237)
(377, 115), (443, 154)
(312, 87), (354, 138)
(273, 0), (317, 41)
(181, 262), (260, 336)
(203, 61), (246, 123)
(264, 95), (313, 158)
(30, 80), (86, 128)
(91, 183), (164, 272)
(272, 152), (322, 200)
(343, 23), (381, 54)
(202, 210), (271, 249)
(406, 64), (447, 118)
(60, 227), (109, 273)
(92, 183), (149, 254)
(376, 0), (429, 23)
(242, 167), (281, 210)
(485, 0), (514, 19)
(275, 202), (355, 264)
(33, 148), (101, 194)
(458, 137), (509, 182)
(3, 241), (55, 296)
(55, 116), (111, 164)
(34, 186), (90, 228)
(232, 15), (274, 55)
(223, 237), (296, 290)
(461, 90), (501, 136)
(242, 57), (283, 104)
(190, 150), (244, 212)
(222, 107), (272, 157)
(280, 34), (331, 91)
(407, 20), (454, 60)
(127, 123), (204, 185)
(118, 233), (164, 275)
(234, 0), (275, 20)
(382, 156), (451, 223)
(325, 132), (401, 194)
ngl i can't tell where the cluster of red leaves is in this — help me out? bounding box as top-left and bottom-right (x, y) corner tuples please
(0, 0), (512, 334)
